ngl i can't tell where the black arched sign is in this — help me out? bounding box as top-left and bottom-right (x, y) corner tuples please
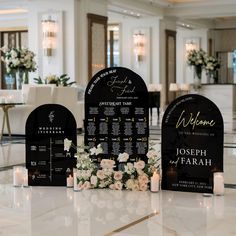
(26, 104), (77, 186)
(85, 67), (149, 164)
(162, 94), (224, 193)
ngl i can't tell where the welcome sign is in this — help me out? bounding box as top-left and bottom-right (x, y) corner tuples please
(162, 94), (223, 193)
(85, 67), (149, 164)
(26, 104), (77, 186)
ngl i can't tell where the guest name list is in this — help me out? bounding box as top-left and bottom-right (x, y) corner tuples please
(85, 67), (149, 164)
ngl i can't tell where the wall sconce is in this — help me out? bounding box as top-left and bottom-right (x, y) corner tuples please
(185, 40), (197, 52)
(133, 31), (145, 62)
(169, 83), (179, 92)
(42, 15), (57, 57)
(148, 84), (162, 92)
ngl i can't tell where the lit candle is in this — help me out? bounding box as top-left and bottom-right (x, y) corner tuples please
(151, 171), (160, 192)
(13, 166), (24, 187)
(73, 168), (78, 192)
(213, 172), (224, 196)
(67, 175), (74, 188)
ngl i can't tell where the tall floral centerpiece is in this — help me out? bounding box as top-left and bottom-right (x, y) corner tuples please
(64, 139), (161, 191)
(205, 55), (220, 83)
(186, 49), (207, 90)
(1, 47), (37, 89)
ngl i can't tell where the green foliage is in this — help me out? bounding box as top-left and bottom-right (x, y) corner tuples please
(33, 74), (76, 87)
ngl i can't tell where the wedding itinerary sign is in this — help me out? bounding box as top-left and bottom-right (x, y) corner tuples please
(162, 94), (223, 193)
(85, 67), (149, 164)
(26, 104), (77, 186)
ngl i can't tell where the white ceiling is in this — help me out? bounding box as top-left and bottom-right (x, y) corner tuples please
(108, 0), (236, 29)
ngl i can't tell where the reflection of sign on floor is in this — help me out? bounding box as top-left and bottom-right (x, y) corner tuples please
(26, 104), (77, 186)
(162, 94), (224, 193)
(85, 67), (149, 164)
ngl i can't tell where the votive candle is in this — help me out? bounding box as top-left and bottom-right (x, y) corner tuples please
(13, 166), (24, 187)
(67, 175), (74, 188)
(213, 172), (224, 196)
(151, 171), (160, 192)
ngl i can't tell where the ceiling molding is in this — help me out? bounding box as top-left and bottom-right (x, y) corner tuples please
(108, 0), (164, 17)
(164, 4), (236, 19)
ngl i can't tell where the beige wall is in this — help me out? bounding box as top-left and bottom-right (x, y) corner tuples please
(214, 29), (236, 52)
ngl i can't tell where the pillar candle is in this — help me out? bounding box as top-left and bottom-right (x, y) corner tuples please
(67, 175), (74, 188)
(73, 168), (78, 192)
(213, 172), (224, 196)
(151, 171), (160, 192)
(13, 166), (24, 187)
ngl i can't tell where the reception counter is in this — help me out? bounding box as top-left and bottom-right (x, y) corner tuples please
(198, 84), (236, 128)
(200, 84), (236, 113)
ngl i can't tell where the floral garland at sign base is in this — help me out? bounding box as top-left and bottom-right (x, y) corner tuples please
(64, 139), (161, 191)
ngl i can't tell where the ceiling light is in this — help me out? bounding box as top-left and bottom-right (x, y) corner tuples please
(0, 8), (28, 15)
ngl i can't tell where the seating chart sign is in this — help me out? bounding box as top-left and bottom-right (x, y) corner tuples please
(162, 94), (223, 193)
(26, 104), (77, 186)
(85, 67), (149, 164)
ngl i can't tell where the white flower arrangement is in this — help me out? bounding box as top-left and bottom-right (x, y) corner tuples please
(186, 49), (207, 67)
(0, 46), (37, 74)
(65, 139), (161, 191)
(204, 55), (220, 81)
(186, 49), (208, 79)
(187, 49), (220, 81)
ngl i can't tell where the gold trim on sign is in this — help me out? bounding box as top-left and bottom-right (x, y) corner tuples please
(104, 211), (159, 236)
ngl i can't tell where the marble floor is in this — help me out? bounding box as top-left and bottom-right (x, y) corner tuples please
(0, 110), (236, 236)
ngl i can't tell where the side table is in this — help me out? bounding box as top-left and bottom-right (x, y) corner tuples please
(0, 103), (23, 142)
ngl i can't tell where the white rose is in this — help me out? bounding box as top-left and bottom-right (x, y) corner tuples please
(134, 161), (145, 170)
(77, 147), (84, 154)
(97, 170), (105, 180)
(96, 144), (103, 155)
(85, 170), (92, 179)
(98, 181), (106, 188)
(83, 181), (91, 190)
(139, 183), (148, 191)
(114, 181), (123, 190)
(138, 174), (149, 184)
(132, 183), (140, 191)
(126, 179), (134, 189)
(107, 160), (115, 169)
(11, 50), (17, 58)
(101, 159), (114, 170)
(12, 58), (20, 66)
(90, 147), (97, 155)
(109, 184), (115, 190)
(147, 150), (157, 159)
(118, 152), (129, 162)
(64, 138), (72, 151)
(124, 163), (135, 174)
(114, 171), (123, 181)
(90, 175), (98, 186)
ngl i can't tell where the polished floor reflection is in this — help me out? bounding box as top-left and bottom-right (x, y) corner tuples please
(0, 110), (236, 235)
(0, 186), (235, 236)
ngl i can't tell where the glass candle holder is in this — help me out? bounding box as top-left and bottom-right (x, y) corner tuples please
(213, 172), (224, 196)
(13, 166), (24, 187)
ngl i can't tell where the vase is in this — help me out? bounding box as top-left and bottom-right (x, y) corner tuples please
(193, 66), (202, 91)
(206, 72), (215, 84)
(16, 70), (29, 90)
